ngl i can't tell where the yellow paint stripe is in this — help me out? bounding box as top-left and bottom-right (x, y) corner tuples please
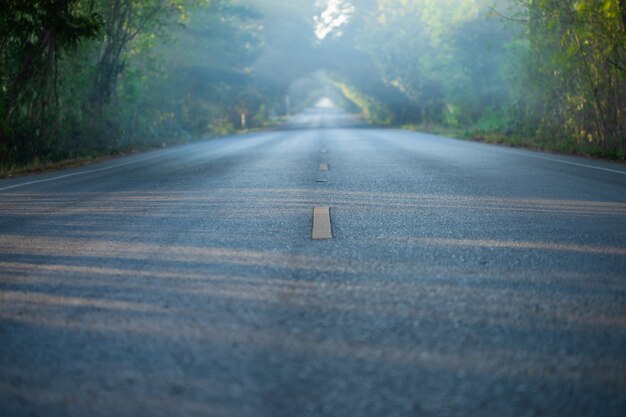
(319, 163), (329, 171)
(312, 206), (333, 240)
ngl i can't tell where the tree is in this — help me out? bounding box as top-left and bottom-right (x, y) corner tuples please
(516, 0), (626, 152)
(0, 0), (100, 162)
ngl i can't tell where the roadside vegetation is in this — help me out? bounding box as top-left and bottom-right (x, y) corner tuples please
(334, 0), (626, 159)
(1, 0), (625, 175)
(0, 0), (279, 174)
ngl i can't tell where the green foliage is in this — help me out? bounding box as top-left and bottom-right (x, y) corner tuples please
(1, 0), (625, 168)
(0, 0), (102, 163)
(506, 0), (625, 154)
(336, 81), (393, 125)
(0, 0), (285, 168)
(341, 0), (625, 157)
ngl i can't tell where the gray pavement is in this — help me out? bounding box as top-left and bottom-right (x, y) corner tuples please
(1, 107), (625, 416)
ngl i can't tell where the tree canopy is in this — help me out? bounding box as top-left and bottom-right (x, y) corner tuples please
(1, 0), (624, 168)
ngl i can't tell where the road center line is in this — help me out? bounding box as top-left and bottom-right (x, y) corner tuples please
(319, 163), (329, 171)
(312, 206), (333, 240)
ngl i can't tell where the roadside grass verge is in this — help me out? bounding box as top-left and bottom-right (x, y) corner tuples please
(400, 123), (626, 162)
(0, 145), (168, 179)
(0, 119), (285, 179)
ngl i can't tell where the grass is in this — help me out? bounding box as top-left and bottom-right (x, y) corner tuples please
(400, 123), (626, 162)
(0, 150), (144, 179)
(0, 118), (289, 179)
(3, 118), (623, 179)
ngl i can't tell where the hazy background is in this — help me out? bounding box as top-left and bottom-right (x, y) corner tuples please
(1, 0), (624, 170)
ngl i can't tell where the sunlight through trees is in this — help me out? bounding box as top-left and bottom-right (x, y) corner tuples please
(1, 0), (624, 169)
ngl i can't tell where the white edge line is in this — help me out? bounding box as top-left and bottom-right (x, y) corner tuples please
(413, 130), (626, 175)
(0, 153), (162, 192)
(517, 152), (626, 175)
(488, 149), (626, 175)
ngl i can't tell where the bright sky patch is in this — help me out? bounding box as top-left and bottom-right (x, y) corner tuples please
(314, 0), (355, 40)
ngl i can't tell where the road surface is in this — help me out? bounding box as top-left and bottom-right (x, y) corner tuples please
(1, 107), (625, 416)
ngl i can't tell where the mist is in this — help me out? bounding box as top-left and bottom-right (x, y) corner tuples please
(1, 0), (625, 170)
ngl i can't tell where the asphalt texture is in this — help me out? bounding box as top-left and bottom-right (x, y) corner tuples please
(1, 107), (625, 417)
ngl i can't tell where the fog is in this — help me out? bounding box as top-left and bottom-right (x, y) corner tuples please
(232, 0), (515, 125)
(1, 0), (624, 167)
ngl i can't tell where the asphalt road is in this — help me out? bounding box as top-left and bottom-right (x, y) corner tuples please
(1, 107), (625, 417)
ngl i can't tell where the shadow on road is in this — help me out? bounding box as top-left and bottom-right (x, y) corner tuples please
(1, 186), (625, 416)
